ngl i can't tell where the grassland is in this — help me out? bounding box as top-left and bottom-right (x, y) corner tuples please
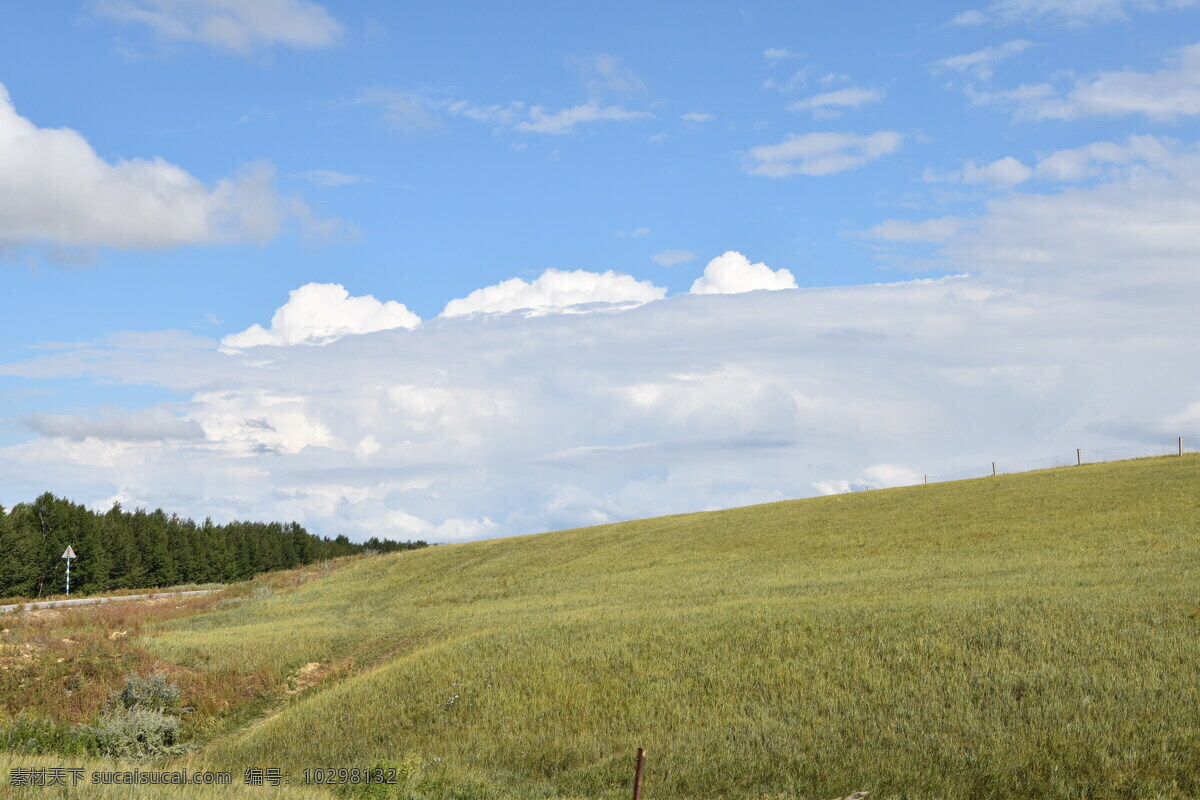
(3, 455), (1198, 799)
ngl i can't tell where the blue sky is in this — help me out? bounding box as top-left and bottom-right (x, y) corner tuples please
(1, 0), (1198, 541)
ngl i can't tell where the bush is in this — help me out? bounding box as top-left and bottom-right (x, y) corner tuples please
(77, 671), (194, 758)
(108, 672), (186, 715)
(83, 707), (191, 758)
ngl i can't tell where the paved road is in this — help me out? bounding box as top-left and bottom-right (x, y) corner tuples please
(0, 588), (219, 614)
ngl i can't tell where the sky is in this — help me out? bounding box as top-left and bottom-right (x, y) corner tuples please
(1, 0), (1198, 542)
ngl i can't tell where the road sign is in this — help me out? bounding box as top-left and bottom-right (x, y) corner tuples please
(62, 546), (76, 560)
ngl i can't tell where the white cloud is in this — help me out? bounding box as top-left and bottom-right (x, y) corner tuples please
(618, 227), (651, 238)
(0, 84), (308, 251)
(689, 251), (798, 294)
(1034, 134), (1173, 180)
(25, 407), (203, 442)
(865, 135), (1200, 295)
(977, 42), (1200, 121)
(221, 283), (420, 349)
(787, 88), (882, 118)
(441, 269), (666, 317)
(362, 90), (650, 136)
(763, 69), (811, 93)
(651, 250), (695, 267)
(865, 217), (963, 242)
(763, 47), (803, 60)
(6, 262), (1194, 542)
(933, 39), (1033, 80)
(964, 0), (1198, 25)
(91, 0), (343, 53)
(746, 131), (903, 177)
(297, 170), (373, 187)
(5, 143), (1199, 543)
(514, 104), (652, 135)
(680, 112), (715, 123)
(815, 463), (924, 495)
(949, 9), (990, 24)
(931, 156), (1032, 186)
(571, 53), (647, 98)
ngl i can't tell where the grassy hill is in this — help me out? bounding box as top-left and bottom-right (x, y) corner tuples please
(122, 455), (1198, 799)
(3, 455), (1196, 799)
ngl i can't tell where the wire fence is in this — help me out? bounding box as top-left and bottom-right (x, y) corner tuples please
(919, 435), (1200, 486)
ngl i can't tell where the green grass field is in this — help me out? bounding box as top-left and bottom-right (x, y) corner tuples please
(4, 455), (1199, 799)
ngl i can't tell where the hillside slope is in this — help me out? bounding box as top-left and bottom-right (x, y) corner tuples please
(154, 456), (1200, 800)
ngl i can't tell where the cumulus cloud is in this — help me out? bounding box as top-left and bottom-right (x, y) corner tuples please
(746, 131), (903, 177)
(25, 407), (203, 442)
(689, 251), (798, 294)
(933, 39), (1033, 80)
(4, 264), (1194, 543)
(787, 88), (883, 118)
(441, 269), (666, 317)
(0, 84), (319, 251)
(221, 283), (420, 349)
(91, 0), (343, 53)
(975, 42), (1200, 121)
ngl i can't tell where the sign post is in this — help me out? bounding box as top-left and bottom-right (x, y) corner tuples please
(62, 546), (76, 596)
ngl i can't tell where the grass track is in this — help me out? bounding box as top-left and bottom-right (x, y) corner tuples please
(131, 457), (1200, 797)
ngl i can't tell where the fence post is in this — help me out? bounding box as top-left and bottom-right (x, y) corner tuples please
(924, 474), (927, 485)
(992, 462), (996, 476)
(1077, 448), (1081, 466)
(632, 748), (646, 800)
(1180, 436), (1184, 456)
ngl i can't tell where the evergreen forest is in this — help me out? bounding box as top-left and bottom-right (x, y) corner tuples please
(0, 492), (426, 598)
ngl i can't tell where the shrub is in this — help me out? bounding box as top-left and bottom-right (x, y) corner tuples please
(78, 671), (194, 758)
(83, 707), (191, 758)
(108, 672), (186, 715)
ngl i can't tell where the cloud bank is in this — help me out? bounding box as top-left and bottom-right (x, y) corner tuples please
(3, 139), (1198, 545)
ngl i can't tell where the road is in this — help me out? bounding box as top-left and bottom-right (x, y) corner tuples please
(0, 588), (219, 614)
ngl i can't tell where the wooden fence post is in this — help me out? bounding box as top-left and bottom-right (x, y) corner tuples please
(632, 748), (646, 800)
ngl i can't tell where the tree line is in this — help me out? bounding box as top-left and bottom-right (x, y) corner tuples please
(0, 492), (426, 598)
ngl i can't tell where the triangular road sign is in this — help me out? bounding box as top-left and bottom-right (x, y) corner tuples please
(62, 546), (76, 560)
